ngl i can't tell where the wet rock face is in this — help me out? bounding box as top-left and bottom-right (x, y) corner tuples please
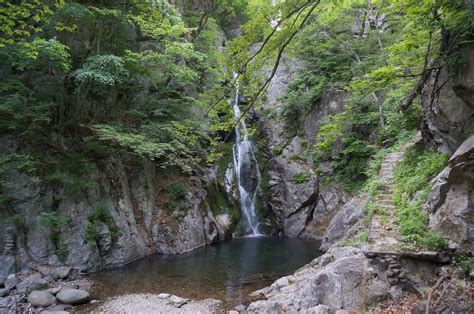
(421, 43), (474, 154)
(426, 135), (474, 251)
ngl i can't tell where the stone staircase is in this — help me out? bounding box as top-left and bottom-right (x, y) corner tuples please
(368, 151), (404, 244)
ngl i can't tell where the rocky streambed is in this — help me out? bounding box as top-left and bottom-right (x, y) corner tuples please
(0, 266), (93, 313)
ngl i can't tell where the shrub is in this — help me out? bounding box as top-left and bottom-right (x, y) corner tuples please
(85, 203), (120, 244)
(37, 211), (70, 258)
(424, 232), (448, 251)
(38, 211), (70, 229)
(393, 146), (448, 241)
(281, 71), (327, 136)
(292, 172), (310, 184)
(342, 229), (369, 246)
(168, 182), (188, 200)
(164, 199), (178, 211)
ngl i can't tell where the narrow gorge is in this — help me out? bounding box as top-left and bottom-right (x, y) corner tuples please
(0, 0), (472, 313)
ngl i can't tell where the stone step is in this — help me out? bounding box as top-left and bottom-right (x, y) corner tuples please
(383, 158), (402, 163)
(384, 157), (403, 161)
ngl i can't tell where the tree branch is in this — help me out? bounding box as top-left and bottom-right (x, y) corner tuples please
(224, 0), (321, 142)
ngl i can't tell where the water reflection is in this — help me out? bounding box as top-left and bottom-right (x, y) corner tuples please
(86, 237), (321, 309)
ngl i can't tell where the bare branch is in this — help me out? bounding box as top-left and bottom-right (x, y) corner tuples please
(224, 0), (321, 142)
(237, 0), (313, 74)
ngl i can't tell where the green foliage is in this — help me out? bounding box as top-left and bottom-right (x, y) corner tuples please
(0, 0), (65, 47)
(37, 211), (70, 257)
(37, 211), (70, 228)
(341, 229), (369, 246)
(393, 146), (449, 240)
(452, 251), (474, 276)
(315, 114), (345, 155)
(363, 176), (384, 222)
(73, 55), (129, 87)
(0, 0), (219, 180)
(282, 72), (326, 135)
(44, 154), (95, 194)
(168, 182), (188, 200)
(11, 38), (71, 72)
(292, 172), (310, 184)
(164, 199), (179, 212)
(85, 203), (120, 244)
(424, 232), (448, 251)
(0, 153), (39, 176)
(90, 123), (200, 173)
(205, 180), (241, 230)
(163, 182), (189, 217)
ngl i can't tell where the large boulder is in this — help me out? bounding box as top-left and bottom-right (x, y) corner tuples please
(320, 196), (368, 251)
(266, 154), (346, 238)
(17, 274), (49, 295)
(426, 135), (474, 251)
(27, 290), (56, 307)
(56, 288), (90, 305)
(247, 247), (389, 312)
(54, 266), (74, 280)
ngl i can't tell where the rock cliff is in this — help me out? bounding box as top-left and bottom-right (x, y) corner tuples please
(0, 137), (236, 276)
(257, 55), (347, 240)
(421, 41), (474, 251)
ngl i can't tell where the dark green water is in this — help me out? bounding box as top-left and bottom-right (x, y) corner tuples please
(85, 237), (321, 309)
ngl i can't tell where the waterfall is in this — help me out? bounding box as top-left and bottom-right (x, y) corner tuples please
(232, 81), (263, 236)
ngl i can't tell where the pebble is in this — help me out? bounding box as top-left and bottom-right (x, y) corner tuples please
(158, 293), (171, 299)
(168, 295), (188, 308)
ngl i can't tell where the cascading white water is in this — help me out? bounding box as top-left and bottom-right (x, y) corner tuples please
(232, 81), (263, 236)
